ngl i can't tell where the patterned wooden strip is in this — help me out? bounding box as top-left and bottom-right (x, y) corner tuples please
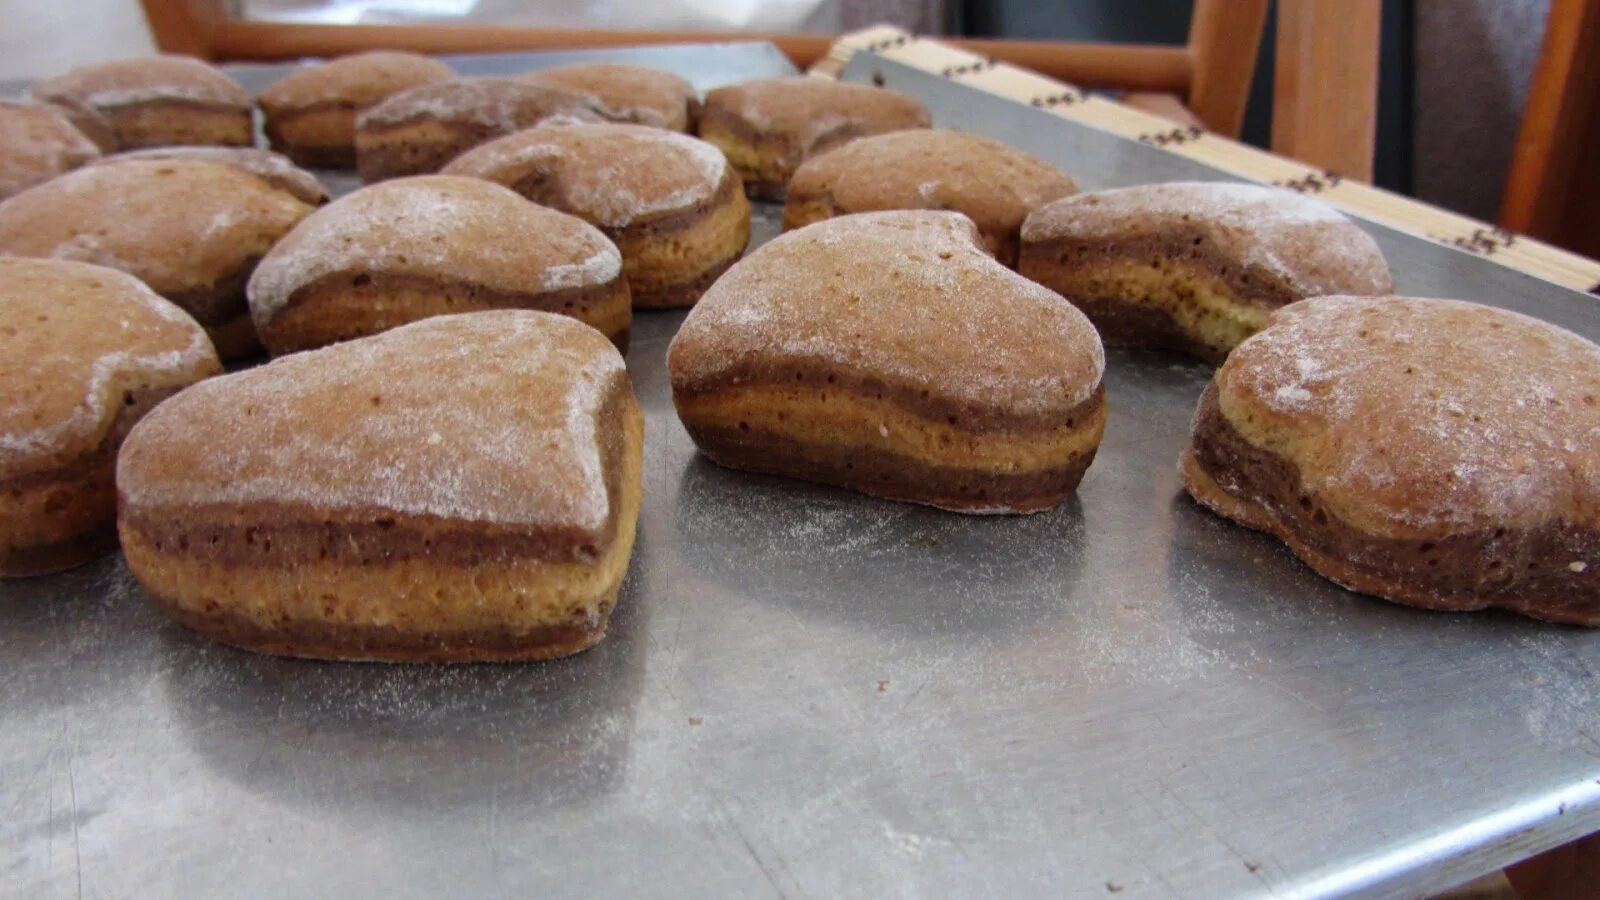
(813, 27), (1600, 292)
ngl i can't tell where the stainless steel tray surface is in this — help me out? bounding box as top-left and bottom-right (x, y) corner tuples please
(4, 45), (1600, 900)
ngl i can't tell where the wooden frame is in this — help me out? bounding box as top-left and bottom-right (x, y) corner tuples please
(1500, 0), (1600, 259)
(139, 1), (1256, 129)
(135, 0), (1376, 180)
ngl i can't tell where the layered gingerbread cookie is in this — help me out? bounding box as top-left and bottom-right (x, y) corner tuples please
(90, 146), (329, 205)
(27, 55), (252, 150)
(353, 77), (602, 182)
(669, 210), (1106, 513)
(0, 157), (316, 360)
(1182, 295), (1600, 624)
(1, 258), (219, 577)
(0, 100), (102, 201)
(247, 175), (630, 355)
(258, 51), (458, 168)
(41, 97), (118, 152)
(1019, 182), (1392, 362)
(117, 311), (643, 661)
(521, 63), (697, 132)
(443, 122), (749, 308)
(784, 129), (1077, 267)
(698, 77), (930, 200)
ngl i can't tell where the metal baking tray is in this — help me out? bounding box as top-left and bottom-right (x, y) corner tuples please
(4, 44), (1599, 899)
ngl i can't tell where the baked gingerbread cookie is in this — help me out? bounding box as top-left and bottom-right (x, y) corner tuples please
(784, 129), (1078, 267)
(118, 311), (642, 661)
(90, 146), (329, 205)
(0, 157), (316, 360)
(521, 63), (697, 132)
(0, 100), (102, 201)
(38, 96), (118, 153)
(1019, 182), (1392, 362)
(669, 210), (1106, 513)
(1, 258), (219, 577)
(258, 51), (458, 168)
(443, 122), (749, 308)
(698, 77), (930, 200)
(27, 55), (252, 150)
(247, 175), (630, 355)
(353, 77), (602, 182)
(1183, 295), (1600, 624)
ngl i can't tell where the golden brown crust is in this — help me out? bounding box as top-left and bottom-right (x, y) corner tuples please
(353, 78), (603, 182)
(1019, 182), (1392, 359)
(680, 387), (1107, 513)
(39, 97), (118, 153)
(0, 100), (102, 201)
(260, 270), (631, 356)
(441, 123), (749, 308)
(784, 129), (1077, 267)
(140, 584), (616, 662)
(1184, 296), (1600, 624)
(521, 63), (697, 132)
(0, 259), (219, 577)
(117, 311), (642, 661)
(698, 77), (930, 200)
(259, 52), (458, 167)
(27, 56), (250, 150)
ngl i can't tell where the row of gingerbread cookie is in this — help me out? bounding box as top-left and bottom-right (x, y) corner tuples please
(7, 232), (1592, 666)
(667, 210), (1599, 626)
(0, 133), (1393, 373)
(8, 50), (1388, 363)
(6, 51), (930, 190)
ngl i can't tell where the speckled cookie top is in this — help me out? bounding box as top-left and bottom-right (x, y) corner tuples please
(92, 147), (328, 205)
(703, 77), (930, 157)
(355, 77), (602, 131)
(0, 100), (102, 201)
(247, 175), (623, 325)
(0, 258), (218, 480)
(118, 311), (629, 534)
(521, 63), (696, 131)
(259, 51), (458, 113)
(669, 210), (1104, 416)
(442, 122), (728, 228)
(789, 129), (1077, 235)
(1216, 295), (1600, 536)
(1022, 181), (1392, 298)
(28, 55), (249, 112)
(0, 158), (315, 297)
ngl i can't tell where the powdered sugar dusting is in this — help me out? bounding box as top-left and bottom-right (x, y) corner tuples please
(355, 77), (602, 131)
(94, 147), (328, 205)
(1221, 295), (1600, 532)
(708, 77), (930, 159)
(118, 311), (626, 530)
(0, 100), (101, 199)
(0, 158), (313, 298)
(247, 175), (622, 325)
(442, 122), (726, 228)
(791, 129), (1079, 236)
(0, 259), (215, 476)
(521, 63), (696, 131)
(258, 51), (457, 110)
(669, 210), (1104, 415)
(1021, 181), (1391, 297)
(27, 55), (248, 111)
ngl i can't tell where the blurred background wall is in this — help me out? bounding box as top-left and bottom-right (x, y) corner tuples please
(0, 0), (1557, 226)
